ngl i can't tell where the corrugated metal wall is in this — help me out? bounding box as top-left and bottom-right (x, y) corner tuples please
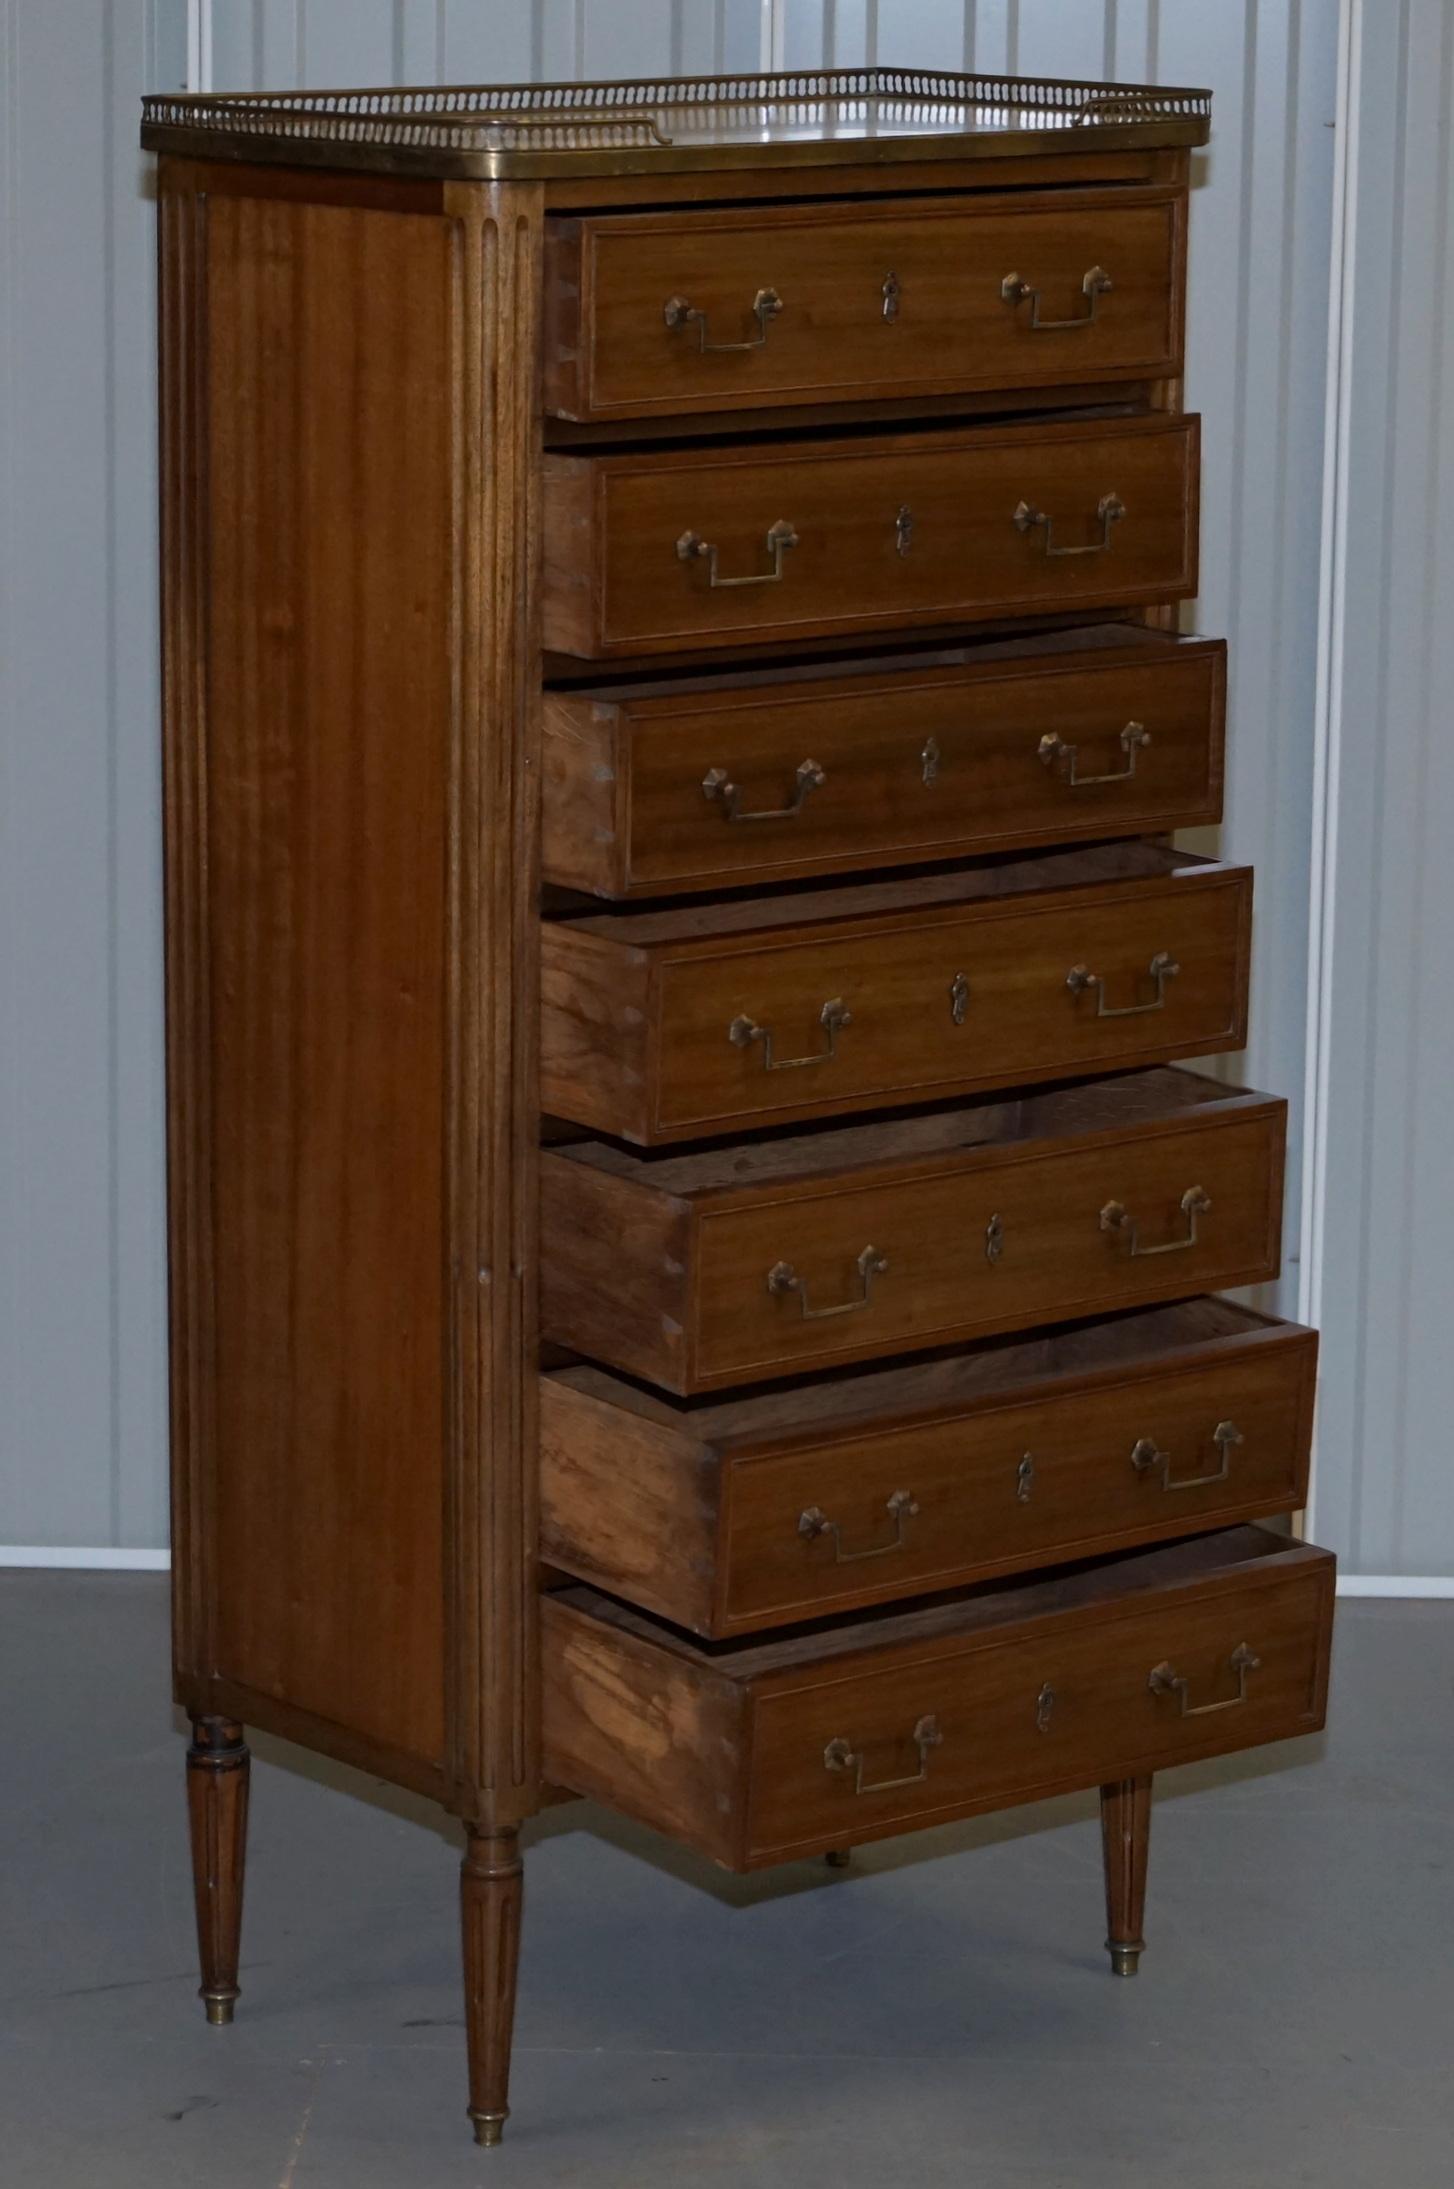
(1306, 0), (1454, 1579)
(0, 1), (186, 1551)
(0, 1), (1342, 1552)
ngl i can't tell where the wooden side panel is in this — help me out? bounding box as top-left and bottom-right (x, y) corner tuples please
(540, 1592), (747, 1868)
(180, 188), (452, 1765)
(160, 171), (214, 1687)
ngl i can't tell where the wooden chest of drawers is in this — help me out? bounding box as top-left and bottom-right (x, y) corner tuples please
(144, 65), (1329, 2153)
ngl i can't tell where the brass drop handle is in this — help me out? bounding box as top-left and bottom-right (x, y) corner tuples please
(1149, 1642), (1261, 1717)
(1132, 1419), (1244, 1492)
(702, 757), (824, 823)
(799, 1489), (919, 1564)
(1040, 720), (1150, 786)
(730, 997), (850, 1072)
(1067, 950), (1179, 1018)
(1014, 492), (1125, 558)
(677, 518), (799, 588)
(1101, 1185), (1209, 1257)
(768, 1243), (887, 1320)
(1001, 263), (1112, 330)
(664, 285), (782, 352)
(824, 1714), (942, 1796)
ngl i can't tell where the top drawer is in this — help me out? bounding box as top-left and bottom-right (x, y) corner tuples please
(544, 188), (1185, 422)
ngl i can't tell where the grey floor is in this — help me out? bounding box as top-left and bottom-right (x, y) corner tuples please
(2, 1576), (1451, 2189)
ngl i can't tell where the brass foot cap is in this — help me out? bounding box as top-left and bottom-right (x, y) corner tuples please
(470, 2110), (507, 2149)
(824, 1849), (852, 1870)
(203, 1997), (236, 2027)
(1108, 1943), (1144, 1979)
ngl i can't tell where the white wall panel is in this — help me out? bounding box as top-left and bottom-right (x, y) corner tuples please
(0, 0), (1339, 1551)
(760, 5), (1340, 1320)
(1309, 0), (1454, 1577)
(0, 0), (184, 1548)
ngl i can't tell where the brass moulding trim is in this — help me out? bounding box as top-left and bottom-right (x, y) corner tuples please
(677, 518), (798, 589)
(1014, 491), (1126, 558)
(799, 1488), (919, 1564)
(1040, 719), (1150, 787)
(730, 996), (850, 1071)
(702, 756), (824, 823)
(824, 1714), (942, 1796)
(1149, 1642), (1261, 1717)
(768, 1243), (887, 1319)
(664, 285), (782, 353)
(1002, 262), (1112, 330)
(1067, 948), (1179, 1018)
(140, 69), (1212, 183)
(1131, 1418), (1244, 1492)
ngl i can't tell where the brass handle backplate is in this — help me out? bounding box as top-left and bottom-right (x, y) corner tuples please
(1040, 720), (1150, 787)
(664, 285), (782, 352)
(677, 518), (799, 588)
(824, 1714), (942, 1795)
(799, 1489), (919, 1564)
(1101, 1185), (1210, 1258)
(730, 996), (850, 1072)
(1001, 263), (1112, 330)
(768, 1243), (887, 1320)
(1149, 1642), (1261, 1717)
(1014, 492), (1125, 558)
(1067, 949), (1179, 1019)
(702, 757), (824, 823)
(1131, 1419), (1244, 1493)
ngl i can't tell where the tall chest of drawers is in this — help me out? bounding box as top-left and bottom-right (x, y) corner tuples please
(142, 69), (1334, 2149)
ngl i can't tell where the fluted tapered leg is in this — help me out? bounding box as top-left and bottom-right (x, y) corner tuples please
(186, 1717), (250, 2025)
(1100, 1774), (1152, 1977)
(462, 1827), (523, 2147)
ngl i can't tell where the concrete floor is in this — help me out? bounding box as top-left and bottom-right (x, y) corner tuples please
(2, 1573), (1450, 2188)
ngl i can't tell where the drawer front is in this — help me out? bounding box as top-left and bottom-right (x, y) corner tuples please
(645, 866), (1249, 1140)
(725, 1330), (1317, 1630)
(544, 637), (1225, 898)
(545, 189), (1183, 420)
(746, 1555), (1332, 1862)
(544, 415), (1198, 659)
(695, 1109), (1283, 1386)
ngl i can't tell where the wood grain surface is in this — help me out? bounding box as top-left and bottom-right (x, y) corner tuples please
(542, 628), (1225, 898)
(543, 413), (1200, 658)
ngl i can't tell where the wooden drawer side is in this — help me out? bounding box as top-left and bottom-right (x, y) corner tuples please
(540, 1594), (748, 1868)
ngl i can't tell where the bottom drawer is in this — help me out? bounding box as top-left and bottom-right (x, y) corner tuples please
(542, 1525), (1334, 1869)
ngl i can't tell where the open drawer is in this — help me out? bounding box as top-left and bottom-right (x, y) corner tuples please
(542, 1525), (1335, 1869)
